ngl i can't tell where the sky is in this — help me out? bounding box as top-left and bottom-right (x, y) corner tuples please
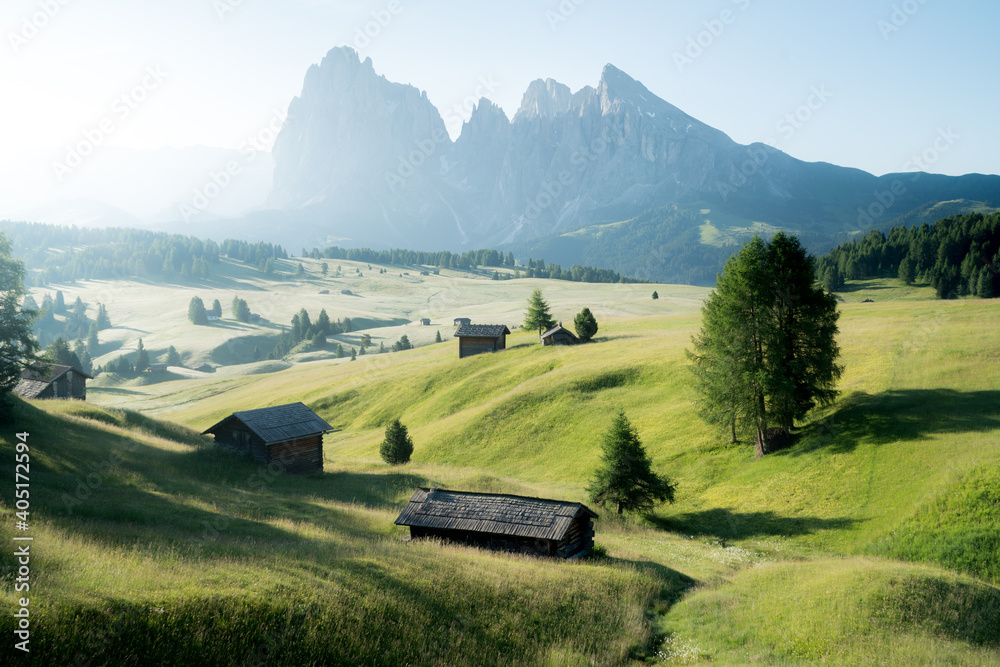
(1, 0), (998, 213)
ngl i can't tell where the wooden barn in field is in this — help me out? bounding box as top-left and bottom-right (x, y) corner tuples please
(201, 402), (335, 474)
(395, 488), (598, 559)
(14, 364), (92, 401)
(540, 324), (579, 346)
(454, 323), (510, 359)
(453, 317), (471, 327)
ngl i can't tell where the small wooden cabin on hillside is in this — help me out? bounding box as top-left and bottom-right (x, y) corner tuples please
(453, 317), (471, 327)
(14, 364), (91, 400)
(540, 324), (579, 346)
(202, 402), (335, 474)
(395, 488), (597, 559)
(454, 324), (510, 359)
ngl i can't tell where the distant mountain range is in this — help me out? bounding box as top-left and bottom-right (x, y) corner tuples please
(259, 46), (1000, 282)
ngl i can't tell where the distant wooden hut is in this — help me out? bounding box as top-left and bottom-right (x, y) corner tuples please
(148, 363), (168, 373)
(420, 318), (431, 326)
(14, 364), (92, 401)
(454, 324), (510, 359)
(540, 324), (579, 346)
(395, 488), (597, 559)
(202, 402), (335, 475)
(453, 317), (471, 327)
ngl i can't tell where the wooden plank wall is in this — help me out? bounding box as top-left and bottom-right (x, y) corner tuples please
(267, 434), (324, 475)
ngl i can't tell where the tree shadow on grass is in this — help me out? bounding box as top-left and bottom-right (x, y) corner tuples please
(790, 389), (1000, 456)
(649, 508), (856, 541)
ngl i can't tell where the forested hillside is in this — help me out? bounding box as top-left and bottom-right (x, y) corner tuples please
(817, 211), (1000, 298)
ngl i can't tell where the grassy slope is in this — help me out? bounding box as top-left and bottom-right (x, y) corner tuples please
(3, 277), (1000, 663)
(33, 257), (697, 373)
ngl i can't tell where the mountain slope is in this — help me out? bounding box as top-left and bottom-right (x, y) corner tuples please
(262, 47), (1000, 280)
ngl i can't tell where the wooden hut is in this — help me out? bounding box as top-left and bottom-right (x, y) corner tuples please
(14, 364), (91, 401)
(453, 317), (471, 327)
(420, 318), (431, 326)
(454, 324), (510, 359)
(201, 402), (335, 474)
(540, 324), (579, 346)
(395, 488), (597, 559)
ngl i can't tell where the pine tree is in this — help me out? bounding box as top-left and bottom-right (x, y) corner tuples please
(188, 297), (209, 325)
(350, 347), (357, 361)
(87, 321), (100, 353)
(978, 267), (996, 298)
(573, 308), (598, 342)
(96, 303), (112, 329)
(317, 309), (331, 335)
(524, 288), (556, 335)
(45, 337), (83, 372)
(898, 256), (915, 284)
(73, 296), (86, 316)
(435, 330), (442, 343)
(336, 343), (344, 358)
(212, 299), (223, 317)
(134, 338), (150, 373)
(253, 345), (262, 361)
(54, 290), (65, 314)
(587, 410), (675, 515)
(322, 262), (329, 276)
(688, 234), (842, 457)
(379, 341), (385, 354)
(392, 335), (412, 352)
(167, 345), (182, 366)
(652, 291), (659, 300)
(380, 418), (414, 464)
(0, 236), (41, 399)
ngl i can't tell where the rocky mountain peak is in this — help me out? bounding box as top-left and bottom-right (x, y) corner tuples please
(513, 78), (573, 121)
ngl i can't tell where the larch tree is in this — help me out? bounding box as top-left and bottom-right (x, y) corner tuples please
(688, 233), (842, 457)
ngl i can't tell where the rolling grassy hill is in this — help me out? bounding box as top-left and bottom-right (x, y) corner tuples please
(3, 276), (1000, 664)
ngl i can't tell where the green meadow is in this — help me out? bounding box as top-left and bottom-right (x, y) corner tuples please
(2, 270), (1000, 664)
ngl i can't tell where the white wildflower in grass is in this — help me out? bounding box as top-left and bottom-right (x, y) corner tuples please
(656, 634), (704, 664)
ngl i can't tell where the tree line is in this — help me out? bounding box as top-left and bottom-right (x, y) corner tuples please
(816, 211), (1000, 298)
(0, 221), (288, 285)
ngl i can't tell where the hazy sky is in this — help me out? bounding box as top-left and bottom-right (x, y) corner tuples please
(3, 0), (998, 180)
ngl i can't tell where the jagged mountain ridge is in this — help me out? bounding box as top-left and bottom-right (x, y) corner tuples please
(267, 47), (1000, 275)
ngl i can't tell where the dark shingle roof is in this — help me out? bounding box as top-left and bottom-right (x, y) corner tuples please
(454, 324), (510, 339)
(202, 402), (334, 444)
(540, 325), (578, 340)
(14, 364), (92, 399)
(395, 488), (597, 541)
(20, 364), (92, 382)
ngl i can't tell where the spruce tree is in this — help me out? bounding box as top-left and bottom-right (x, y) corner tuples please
(435, 330), (442, 343)
(96, 303), (112, 329)
(380, 418), (414, 464)
(587, 410), (675, 515)
(167, 345), (182, 366)
(188, 297), (209, 325)
(134, 338), (150, 373)
(573, 308), (598, 342)
(652, 291), (659, 300)
(524, 288), (556, 335)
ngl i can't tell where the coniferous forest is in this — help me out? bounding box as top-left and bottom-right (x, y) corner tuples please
(816, 211), (1000, 298)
